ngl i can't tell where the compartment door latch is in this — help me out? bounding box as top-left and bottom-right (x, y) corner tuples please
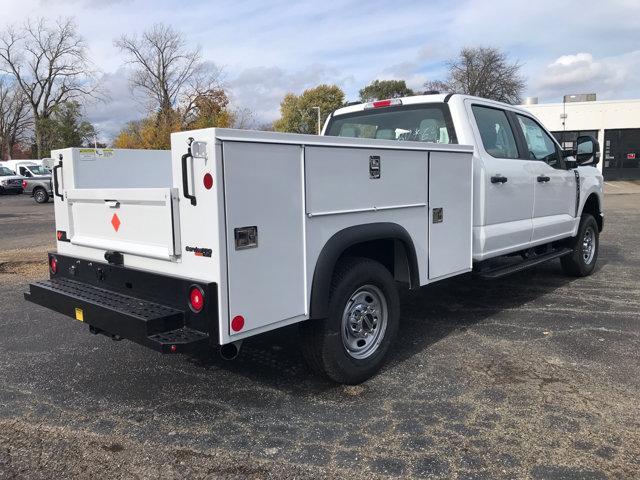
(369, 155), (381, 179)
(432, 208), (444, 223)
(234, 226), (258, 250)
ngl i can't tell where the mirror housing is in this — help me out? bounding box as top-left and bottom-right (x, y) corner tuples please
(576, 135), (599, 166)
(562, 135), (599, 168)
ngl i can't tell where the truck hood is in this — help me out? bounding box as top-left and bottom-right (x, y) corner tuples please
(0, 175), (24, 182)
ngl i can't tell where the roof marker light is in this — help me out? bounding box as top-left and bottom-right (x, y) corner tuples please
(364, 98), (403, 110)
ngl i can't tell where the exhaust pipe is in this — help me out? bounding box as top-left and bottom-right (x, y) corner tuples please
(219, 341), (242, 360)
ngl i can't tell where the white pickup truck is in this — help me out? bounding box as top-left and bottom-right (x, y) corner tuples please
(25, 94), (603, 384)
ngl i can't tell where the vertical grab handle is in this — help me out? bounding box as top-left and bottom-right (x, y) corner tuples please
(53, 158), (64, 200)
(181, 145), (197, 206)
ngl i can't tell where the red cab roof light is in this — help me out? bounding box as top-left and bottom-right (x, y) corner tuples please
(364, 98), (403, 110)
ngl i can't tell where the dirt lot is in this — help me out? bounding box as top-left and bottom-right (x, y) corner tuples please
(0, 193), (639, 479)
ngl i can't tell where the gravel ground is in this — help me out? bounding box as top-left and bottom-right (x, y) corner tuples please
(0, 193), (639, 479)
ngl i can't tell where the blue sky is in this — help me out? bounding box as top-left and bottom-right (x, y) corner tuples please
(2, 0), (640, 141)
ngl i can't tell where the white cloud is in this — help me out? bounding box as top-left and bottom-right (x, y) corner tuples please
(228, 64), (354, 123)
(533, 50), (640, 100)
(83, 68), (143, 142)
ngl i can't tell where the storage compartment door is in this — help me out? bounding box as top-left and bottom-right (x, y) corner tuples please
(66, 188), (181, 261)
(223, 142), (306, 335)
(428, 152), (473, 280)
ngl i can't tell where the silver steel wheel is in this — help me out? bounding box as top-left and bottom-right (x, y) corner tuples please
(341, 284), (388, 360)
(582, 226), (596, 265)
(35, 190), (46, 203)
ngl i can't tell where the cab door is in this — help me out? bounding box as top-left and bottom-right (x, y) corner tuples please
(513, 114), (577, 243)
(467, 101), (535, 258)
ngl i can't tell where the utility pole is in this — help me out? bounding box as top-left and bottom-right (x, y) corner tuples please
(312, 106), (321, 135)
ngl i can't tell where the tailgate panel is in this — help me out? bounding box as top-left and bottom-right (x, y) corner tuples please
(66, 188), (181, 261)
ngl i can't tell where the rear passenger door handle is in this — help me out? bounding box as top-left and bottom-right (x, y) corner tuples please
(491, 175), (508, 184)
(537, 175), (551, 183)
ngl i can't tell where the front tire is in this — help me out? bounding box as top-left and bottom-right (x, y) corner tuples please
(33, 188), (49, 204)
(561, 213), (599, 277)
(300, 257), (400, 384)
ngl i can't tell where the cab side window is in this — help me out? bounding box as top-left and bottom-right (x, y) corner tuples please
(472, 105), (519, 159)
(19, 167), (31, 177)
(516, 115), (562, 168)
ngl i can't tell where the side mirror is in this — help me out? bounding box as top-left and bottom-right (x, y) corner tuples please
(575, 135), (599, 167)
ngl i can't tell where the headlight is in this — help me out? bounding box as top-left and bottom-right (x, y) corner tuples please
(0, 180), (8, 185)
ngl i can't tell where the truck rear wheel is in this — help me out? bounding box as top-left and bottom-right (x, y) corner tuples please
(561, 213), (599, 277)
(34, 188), (49, 204)
(300, 257), (400, 384)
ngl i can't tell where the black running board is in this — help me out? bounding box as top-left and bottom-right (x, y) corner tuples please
(477, 248), (572, 279)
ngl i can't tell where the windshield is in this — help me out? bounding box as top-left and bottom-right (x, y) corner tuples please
(325, 104), (457, 144)
(27, 165), (51, 175)
(0, 166), (15, 176)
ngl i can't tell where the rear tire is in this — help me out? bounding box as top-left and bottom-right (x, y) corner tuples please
(561, 213), (599, 277)
(300, 257), (400, 384)
(34, 188), (49, 204)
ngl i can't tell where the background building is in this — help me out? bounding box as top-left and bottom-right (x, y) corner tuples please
(522, 96), (640, 180)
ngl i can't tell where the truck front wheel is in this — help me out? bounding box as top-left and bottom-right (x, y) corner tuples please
(300, 257), (400, 384)
(561, 213), (599, 277)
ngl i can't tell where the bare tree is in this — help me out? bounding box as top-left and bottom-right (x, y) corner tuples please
(115, 24), (222, 120)
(0, 79), (31, 160)
(422, 80), (450, 94)
(424, 47), (525, 104)
(0, 18), (100, 158)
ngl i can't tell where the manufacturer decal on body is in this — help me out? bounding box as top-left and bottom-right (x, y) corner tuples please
(186, 246), (213, 257)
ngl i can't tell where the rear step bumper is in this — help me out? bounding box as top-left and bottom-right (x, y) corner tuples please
(25, 254), (217, 354)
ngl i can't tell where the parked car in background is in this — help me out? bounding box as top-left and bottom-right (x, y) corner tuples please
(3, 159), (52, 177)
(0, 166), (24, 194)
(22, 175), (53, 203)
(1, 160), (53, 203)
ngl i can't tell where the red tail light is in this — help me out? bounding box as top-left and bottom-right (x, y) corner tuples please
(22, 180), (27, 189)
(50, 256), (58, 274)
(189, 285), (204, 313)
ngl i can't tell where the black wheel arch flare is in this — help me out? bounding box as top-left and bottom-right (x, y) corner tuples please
(309, 222), (420, 319)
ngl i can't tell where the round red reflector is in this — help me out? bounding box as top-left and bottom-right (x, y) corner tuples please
(170, 345), (177, 353)
(50, 256), (58, 274)
(231, 315), (245, 332)
(203, 173), (213, 190)
(189, 286), (204, 312)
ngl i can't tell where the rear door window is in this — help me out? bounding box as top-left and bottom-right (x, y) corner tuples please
(472, 105), (519, 159)
(516, 115), (562, 168)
